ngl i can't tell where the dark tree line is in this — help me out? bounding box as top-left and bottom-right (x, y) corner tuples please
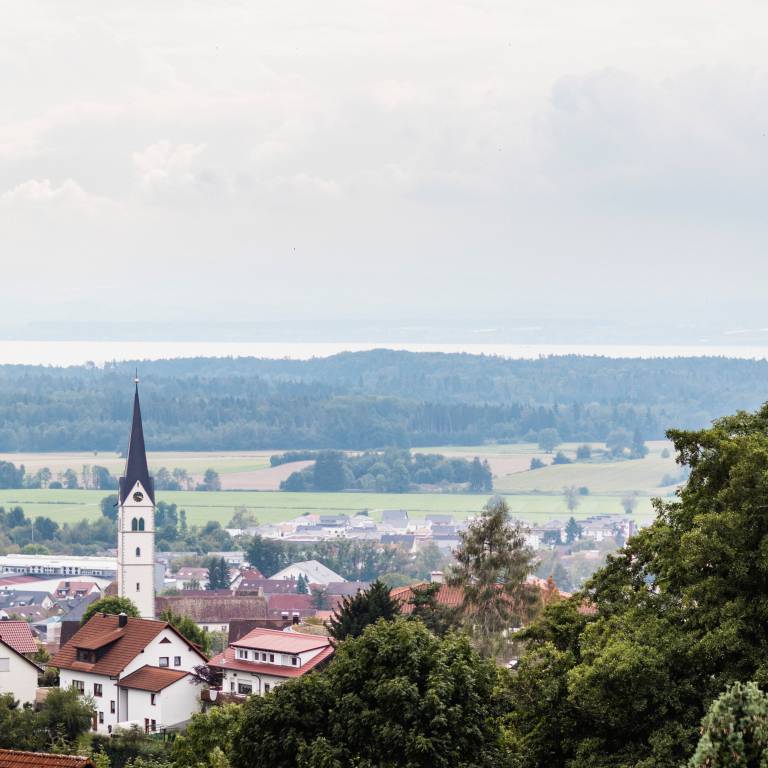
(280, 449), (493, 492)
(0, 352), (764, 450)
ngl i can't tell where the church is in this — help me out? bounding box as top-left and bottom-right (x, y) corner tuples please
(117, 378), (157, 619)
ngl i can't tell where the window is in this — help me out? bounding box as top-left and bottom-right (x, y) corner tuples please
(159, 657), (169, 668)
(173, 656), (181, 667)
(269, 654), (274, 663)
(135, 547), (141, 557)
(264, 683), (271, 693)
(150, 719), (156, 732)
(98, 711), (104, 724)
(237, 682), (252, 695)
(76, 648), (95, 663)
(261, 653), (266, 661)
(150, 693), (156, 705)
(110, 701), (115, 714)
(230, 681), (235, 693)
(237, 649), (248, 660)
(94, 683), (102, 697)
(138, 518), (145, 531)
(0, 658), (9, 672)
(73, 680), (85, 694)
(136, 583), (140, 592)
(291, 657), (298, 666)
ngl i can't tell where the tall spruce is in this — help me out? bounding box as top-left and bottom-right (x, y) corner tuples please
(328, 579), (400, 641)
(449, 496), (537, 657)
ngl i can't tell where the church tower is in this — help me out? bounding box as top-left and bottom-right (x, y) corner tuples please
(117, 379), (155, 619)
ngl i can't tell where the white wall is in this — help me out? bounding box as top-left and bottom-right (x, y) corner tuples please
(122, 627), (206, 678)
(60, 669), (119, 733)
(221, 669), (288, 696)
(0, 650), (37, 706)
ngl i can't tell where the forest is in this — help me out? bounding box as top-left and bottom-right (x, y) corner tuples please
(0, 350), (766, 450)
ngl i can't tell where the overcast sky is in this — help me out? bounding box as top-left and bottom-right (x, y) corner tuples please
(1, 1), (767, 343)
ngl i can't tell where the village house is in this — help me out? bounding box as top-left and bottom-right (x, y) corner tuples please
(51, 613), (207, 734)
(207, 627), (333, 696)
(270, 560), (345, 586)
(0, 636), (42, 705)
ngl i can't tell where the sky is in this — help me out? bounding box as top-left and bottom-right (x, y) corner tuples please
(1, 1), (767, 344)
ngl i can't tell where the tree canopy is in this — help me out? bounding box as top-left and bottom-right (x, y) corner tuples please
(81, 596), (139, 625)
(328, 579), (401, 641)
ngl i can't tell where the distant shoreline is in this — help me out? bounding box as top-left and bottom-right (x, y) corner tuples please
(2, 340), (768, 366)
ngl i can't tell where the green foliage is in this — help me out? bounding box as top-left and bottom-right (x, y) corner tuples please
(328, 579), (400, 641)
(564, 516), (582, 544)
(206, 556), (230, 590)
(508, 403), (768, 766)
(281, 448), (492, 493)
(159, 609), (212, 656)
(38, 686), (95, 744)
(449, 496), (538, 657)
(296, 573), (309, 594)
(100, 494), (119, 521)
(171, 704), (242, 768)
(231, 619), (508, 768)
(406, 582), (461, 637)
(81, 596), (139, 625)
(530, 457), (545, 470)
(538, 428), (561, 453)
(200, 469), (222, 492)
(689, 682), (768, 767)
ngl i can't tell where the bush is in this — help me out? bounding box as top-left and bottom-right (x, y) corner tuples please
(530, 458), (545, 470)
(552, 451), (571, 465)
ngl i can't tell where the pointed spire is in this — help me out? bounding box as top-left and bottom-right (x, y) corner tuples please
(119, 379), (154, 504)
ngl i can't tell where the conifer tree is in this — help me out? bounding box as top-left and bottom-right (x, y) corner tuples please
(328, 579), (400, 641)
(449, 496), (537, 657)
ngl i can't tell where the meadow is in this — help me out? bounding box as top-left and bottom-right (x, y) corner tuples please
(0, 441), (676, 527)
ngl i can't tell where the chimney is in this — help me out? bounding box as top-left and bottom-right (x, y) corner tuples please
(118, 612), (128, 628)
(430, 571), (444, 584)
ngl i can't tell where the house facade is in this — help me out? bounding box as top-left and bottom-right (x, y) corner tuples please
(207, 627), (333, 697)
(52, 613), (206, 734)
(0, 637), (41, 705)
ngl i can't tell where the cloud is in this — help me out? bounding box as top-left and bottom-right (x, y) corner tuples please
(0, 178), (116, 214)
(132, 141), (212, 197)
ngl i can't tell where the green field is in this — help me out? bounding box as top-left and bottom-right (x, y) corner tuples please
(0, 488), (657, 527)
(0, 441), (676, 527)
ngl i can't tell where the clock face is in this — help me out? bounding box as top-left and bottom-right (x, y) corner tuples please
(132, 491), (144, 503)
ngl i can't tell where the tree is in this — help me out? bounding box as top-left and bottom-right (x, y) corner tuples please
(631, 427), (649, 459)
(206, 556), (230, 590)
(91, 465), (118, 490)
(171, 704), (242, 768)
(63, 468), (79, 489)
(245, 535), (286, 577)
(38, 686), (94, 744)
(81, 596), (139, 625)
(407, 582), (460, 637)
(310, 585), (328, 611)
(199, 468), (222, 491)
(530, 457), (545, 470)
(538, 428), (561, 454)
(328, 579), (400, 641)
(33, 516), (58, 541)
(469, 457), (493, 492)
(231, 619), (508, 768)
(576, 444), (592, 460)
(606, 428), (632, 457)
(296, 574), (309, 594)
(552, 451), (571, 465)
(313, 451), (346, 491)
(228, 506), (258, 529)
(562, 485), (581, 513)
(449, 497), (537, 657)
(507, 403), (768, 766)
(158, 609), (211, 656)
(621, 492), (638, 514)
(689, 681), (768, 767)
(0, 461), (24, 489)
(564, 516), (582, 544)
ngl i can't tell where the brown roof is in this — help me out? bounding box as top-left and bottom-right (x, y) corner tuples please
(391, 583), (464, 613)
(209, 643), (334, 678)
(118, 665), (190, 692)
(0, 750), (94, 767)
(51, 614), (206, 677)
(0, 620), (38, 654)
(155, 594), (268, 623)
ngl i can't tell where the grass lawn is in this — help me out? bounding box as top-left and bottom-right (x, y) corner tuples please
(0, 488), (657, 527)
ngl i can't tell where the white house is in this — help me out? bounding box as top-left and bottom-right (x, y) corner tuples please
(270, 560), (345, 586)
(0, 637), (42, 705)
(207, 627), (333, 696)
(51, 613), (207, 734)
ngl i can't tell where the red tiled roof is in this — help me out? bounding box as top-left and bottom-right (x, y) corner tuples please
(0, 620), (38, 654)
(0, 749), (94, 767)
(391, 583), (464, 614)
(0, 576), (40, 587)
(51, 614), (206, 677)
(209, 643), (334, 678)
(233, 627), (330, 654)
(118, 665), (189, 692)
